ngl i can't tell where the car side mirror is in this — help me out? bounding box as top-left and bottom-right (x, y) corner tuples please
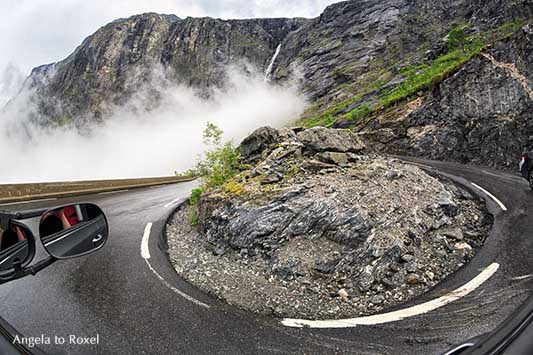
(39, 203), (108, 259)
(0, 221), (35, 274)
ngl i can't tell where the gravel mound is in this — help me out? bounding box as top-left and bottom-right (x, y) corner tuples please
(165, 127), (492, 319)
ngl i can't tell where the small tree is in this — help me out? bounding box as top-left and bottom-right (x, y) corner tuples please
(195, 122), (241, 188)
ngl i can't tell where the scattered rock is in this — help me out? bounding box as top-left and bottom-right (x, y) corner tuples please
(401, 254), (415, 262)
(301, 159), (338, 171)
(260, 173), (282, 185)
(314, 259), (339, 274)
(371, 294), (385, 305)
(238, 127), (282, 164)
(213, 245), (225, 256)
(405, 273), (423, 285)
(385, 171), (402, 181)
(405, 261), (418, 273)
(437, 196), (459, 217)
(358, 267), (375, 292)
(441, 227), (464, 240)
(316, 151), (350, 165)
(338, 288), (349, 301)
(453, 242), (472, 250)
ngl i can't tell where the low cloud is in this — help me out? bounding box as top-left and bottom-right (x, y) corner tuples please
(0, 65), (307, 183)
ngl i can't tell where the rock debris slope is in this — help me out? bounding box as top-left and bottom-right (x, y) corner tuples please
(166, 127), (492, 319)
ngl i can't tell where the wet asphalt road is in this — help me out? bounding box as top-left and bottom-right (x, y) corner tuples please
(0, 158), (532, 355)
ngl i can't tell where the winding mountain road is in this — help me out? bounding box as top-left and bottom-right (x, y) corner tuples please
(0, 158), (532, 355)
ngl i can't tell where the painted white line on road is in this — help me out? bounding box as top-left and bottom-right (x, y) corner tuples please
(140, 222), (209, 309)
(141, 223), (152, 259)
(0, 197), (57, 206)
(512, 274), (532, 281)
(164, 197), (182, 208)
(481, 170), (523, 184)
(144, 258), (210, 309)
(282, 263), (499, 328)
(471, 183), (508, 211)
(98, 189), (129, 196)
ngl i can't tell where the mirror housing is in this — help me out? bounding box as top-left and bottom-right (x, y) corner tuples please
(39, 204), (108, 259)
(0, 221), (35, 275)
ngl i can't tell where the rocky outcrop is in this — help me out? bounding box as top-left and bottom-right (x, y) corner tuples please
(166, 126), (492, 319)
(357, 25), (533, 169)
(237, 126), (283, 164)
(296, 127), (366, 153)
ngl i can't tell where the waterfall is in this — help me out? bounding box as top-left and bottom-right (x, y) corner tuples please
(264, 44), (282, 82)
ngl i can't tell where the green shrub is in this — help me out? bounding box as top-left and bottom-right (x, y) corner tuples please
(183, 123), (243, 226)
(190, 187), (205, 206)
(190, 210), (199, 226)
(447, 24), (469, 51)
(194, 123), (241, 188)
(285, 163), (300, 179)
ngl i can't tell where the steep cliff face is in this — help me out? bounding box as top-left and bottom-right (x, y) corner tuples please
(264, 0), (532, 170)
(271, 0), (533, 103)
(21, 13), (306, 125)
(357, 25), (533, 169)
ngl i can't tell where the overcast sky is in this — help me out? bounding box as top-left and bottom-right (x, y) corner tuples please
(0, 0), (337, 86)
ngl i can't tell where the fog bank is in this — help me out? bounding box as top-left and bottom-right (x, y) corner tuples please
(0, 67), (307, 183)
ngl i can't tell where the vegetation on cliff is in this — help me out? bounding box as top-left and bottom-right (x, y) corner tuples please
(300, 18), (528, 128)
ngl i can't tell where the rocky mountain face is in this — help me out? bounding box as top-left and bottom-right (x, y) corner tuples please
(270, 0), (532, 170)
(356, 25), (533, 169)
(10, 0), (533, 168)
(20, 13), (306, 125)
(271, 0), (533, 101)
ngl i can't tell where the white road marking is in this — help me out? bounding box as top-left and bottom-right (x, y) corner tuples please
(471, 183), (508, 211)
(140, 223), (210, 309)
(282, 263), (499, 328)
(141, 223), (152, 259)
(144, 258), (210, 309)
(0, 197), (57, 206)
(512, 274), (532, 281)
(481, 170), (523, 183)
(164, 197), (182, 208)
(98, 189), (129, 195)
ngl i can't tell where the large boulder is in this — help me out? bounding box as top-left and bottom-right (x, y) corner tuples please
(200, 187), (373, 254)
(296, 127), (366, 153)
(237, 126), (282, 164)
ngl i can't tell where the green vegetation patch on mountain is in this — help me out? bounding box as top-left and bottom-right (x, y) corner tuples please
(300, 18), (528, 128)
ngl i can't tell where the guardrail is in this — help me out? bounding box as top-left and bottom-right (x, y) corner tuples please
(0, 176), (196, 204)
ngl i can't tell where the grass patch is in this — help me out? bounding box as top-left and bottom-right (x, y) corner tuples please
(224, 180), (245, 196)
(377, 47), (482, 109)
(348, 104), (373, 121)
